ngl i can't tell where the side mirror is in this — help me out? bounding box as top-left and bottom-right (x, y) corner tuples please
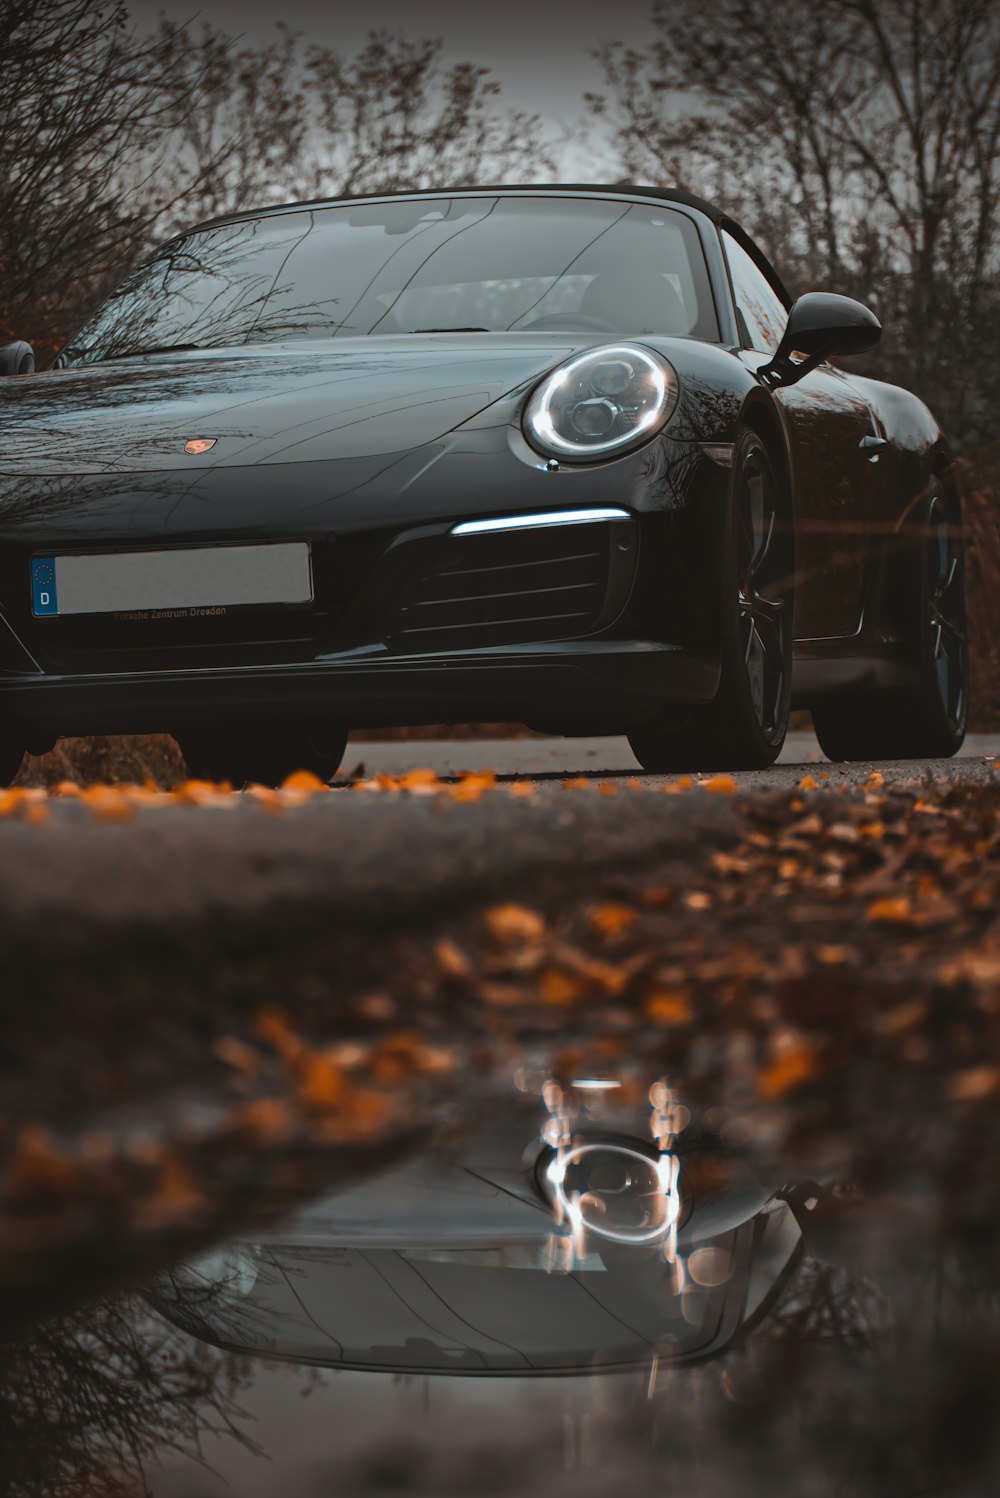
(0, 341), (35, 377)
(762, 293), (881, 387)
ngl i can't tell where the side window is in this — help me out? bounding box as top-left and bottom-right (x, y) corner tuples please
(722, 231), (788, 353)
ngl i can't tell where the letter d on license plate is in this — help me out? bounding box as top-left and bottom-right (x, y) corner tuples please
(32, 557), (58, 616)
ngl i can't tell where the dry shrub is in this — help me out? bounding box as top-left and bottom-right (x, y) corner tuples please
(962, 442), (1000, 731)
(14, 735), (186, 789)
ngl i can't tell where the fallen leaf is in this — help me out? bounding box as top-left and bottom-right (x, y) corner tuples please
(134, 1156), (207, 1229)
(213, 1037), (262, 1074)
(4, 1126), (78, 1197)
(945, 1065), (1000, 1101)
(645, 991), (693, 1025)
(870, 998), (928, 1035)
(435, 937), (474, 979)
(485, 903), (548, 945)
(701, 774), (738, 795)
(280, 769), (329, 793)
(255, 1008), (304, 1061)
(539, 967), (586, 1005)
(296, 1051), (348, 1112)
(228, 1098), (296, 1142)
(588, 903), (636, 935)
(866, 896), (913, 924)
(758, 1041), (819, 1098)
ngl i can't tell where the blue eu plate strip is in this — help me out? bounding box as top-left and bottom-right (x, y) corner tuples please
(31, 557), (59, 616)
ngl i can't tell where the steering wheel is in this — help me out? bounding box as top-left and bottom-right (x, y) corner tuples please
(518, 312), (618, 333)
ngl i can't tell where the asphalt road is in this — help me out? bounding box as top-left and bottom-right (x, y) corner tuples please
(343, 729), (1000, 783)
(0, 730), (995, 1080)
(1, 735), (997, 944)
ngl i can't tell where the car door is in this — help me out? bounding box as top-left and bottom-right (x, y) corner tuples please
(721, 229), (886, 639)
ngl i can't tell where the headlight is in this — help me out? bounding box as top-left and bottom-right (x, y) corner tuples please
(523, 344), (678, 462)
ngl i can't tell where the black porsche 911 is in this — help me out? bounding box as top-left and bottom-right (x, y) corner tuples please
(0, 185), (967, 784)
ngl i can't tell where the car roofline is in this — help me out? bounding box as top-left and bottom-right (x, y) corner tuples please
(182, 183), (728, 237)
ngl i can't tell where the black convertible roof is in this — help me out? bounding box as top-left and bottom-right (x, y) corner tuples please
(189, 183), (727, 235)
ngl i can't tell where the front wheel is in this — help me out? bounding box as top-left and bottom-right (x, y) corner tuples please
(811, 484), (967, 762)
(629, 427), (794, 773)
(179, 725), (349, 788)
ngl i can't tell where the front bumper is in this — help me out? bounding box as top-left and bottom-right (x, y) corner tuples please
(0, 638), (720, 741)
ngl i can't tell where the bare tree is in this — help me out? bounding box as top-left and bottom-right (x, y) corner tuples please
(589, 0), (1000, 447)
(152, 27), (552, 231)
(1, 6), (554, 359)
(0, 1), (195, 354)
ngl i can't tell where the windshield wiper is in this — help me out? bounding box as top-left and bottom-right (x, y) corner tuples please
(409, 327), (489, 333)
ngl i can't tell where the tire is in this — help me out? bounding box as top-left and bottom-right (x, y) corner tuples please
(811, 482), (967, 762)
(0, 739), (24, 787)
(179, 724), (349, 787)
(628, 426), (794, 772)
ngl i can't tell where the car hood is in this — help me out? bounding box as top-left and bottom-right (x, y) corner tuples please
(0, 336), (584, 477)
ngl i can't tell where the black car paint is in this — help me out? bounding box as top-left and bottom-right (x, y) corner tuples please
(0, 186), (950, 745)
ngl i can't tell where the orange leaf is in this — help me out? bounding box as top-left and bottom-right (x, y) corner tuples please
(540, 966), (585, 1005)
(296, 1051), (348, 1112)
(255, 1007), (303, 1061)
(485, 903), (548, 945)
(701, 774), (738, 795)
(798, 774), (818, 790)
(645, 991), (693, 1025)
(135, 1157), (207, 1229)
(447, 770), (497, 802)
(758, 1042), (818, 1098)
(945, 1065), (1000, 1101)
(5, 1126), (78, 1197)
(435, 936), (473, 979)
(280, 769), (328, 793)
(866, 896), (912, 925)
(588, 903), (636, 935)
(87, 789), (136, 818)
(228, 1098), (296, 1142)
(398, 767), (444, 795)
(684, 891), (713, 910)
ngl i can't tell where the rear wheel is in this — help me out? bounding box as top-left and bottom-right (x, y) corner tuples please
(628, 427), (793, 772)
(811, 484), (967, 761)
(179, 725), (349, 787)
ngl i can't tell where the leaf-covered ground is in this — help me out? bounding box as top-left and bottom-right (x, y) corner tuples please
(0, 763), (998, 1330)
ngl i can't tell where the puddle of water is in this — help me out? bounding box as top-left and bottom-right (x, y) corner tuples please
(3, 1076), (998, 1497)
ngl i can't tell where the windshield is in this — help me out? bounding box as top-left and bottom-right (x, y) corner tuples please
(65, 196), (720, 362)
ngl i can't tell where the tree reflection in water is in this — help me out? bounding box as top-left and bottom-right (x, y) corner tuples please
(0, 1295), (256, 1498)
(0, 1236), (997, 1496)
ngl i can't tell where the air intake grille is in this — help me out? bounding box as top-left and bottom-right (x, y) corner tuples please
(388, 525), (616, 652)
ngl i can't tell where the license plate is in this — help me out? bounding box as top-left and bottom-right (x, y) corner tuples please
(30, 542), (313, 618)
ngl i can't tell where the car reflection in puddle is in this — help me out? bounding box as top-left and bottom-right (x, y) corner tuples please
(147, 1079), (807, 1379)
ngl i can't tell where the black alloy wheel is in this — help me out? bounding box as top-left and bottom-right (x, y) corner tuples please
(812, 483), (968, 761)
(179, 724), (350, 788)
(629, 426), (794, 772)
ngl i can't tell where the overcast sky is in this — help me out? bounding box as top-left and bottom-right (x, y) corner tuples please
(153, 0), (658, 151)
